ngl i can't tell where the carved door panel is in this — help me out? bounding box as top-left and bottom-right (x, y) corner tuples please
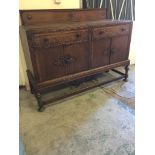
(110, 35), (129, 64)
(92, 38), (110, 68)
(34, 46), (67, 82)
(63, 42), (90, 75)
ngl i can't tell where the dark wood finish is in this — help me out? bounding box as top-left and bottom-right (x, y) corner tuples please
(20, 27), (34, 75)
(64, 42), (90, 75)
(93, 24), (130, 39)
(37, 60), (130, 90)
(20, 9), (107, 26)
(33, 46), (66, 82)
(19, 85), (26, 89)
(110, 35), (129, 64)
(20, 9), (132, 111)
(32, 29), (89, 49)
(92, 38), (110, 68)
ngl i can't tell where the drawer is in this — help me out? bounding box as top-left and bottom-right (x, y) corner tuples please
(93, 24), (130, 40)
(31, 29), (89, 49)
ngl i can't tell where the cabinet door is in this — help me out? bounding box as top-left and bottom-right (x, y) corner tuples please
(92, 39), (110, 68)
(64, 42), (90, 75)
(34, 46), (67, 82)
(110, 35), (129, 64)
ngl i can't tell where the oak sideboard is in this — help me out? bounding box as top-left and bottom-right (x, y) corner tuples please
(20, 9), (132, 111)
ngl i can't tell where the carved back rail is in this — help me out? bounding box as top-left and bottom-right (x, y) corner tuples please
(20, 9), (107, 26)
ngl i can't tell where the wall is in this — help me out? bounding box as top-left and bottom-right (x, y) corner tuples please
(19, 0), (81, 88)
(19, 0), (80, 10)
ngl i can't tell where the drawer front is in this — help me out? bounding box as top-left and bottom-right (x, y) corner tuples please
(110, 35), (129, 64)
(32, 29), (89, 49)
(93, 24), (130, 40)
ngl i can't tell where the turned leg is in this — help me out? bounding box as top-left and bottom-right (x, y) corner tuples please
(123, 65), (129, 82)
(29, 80), (34, 94)
(36, 93), (45, 112)
(27, 70), (35, 94)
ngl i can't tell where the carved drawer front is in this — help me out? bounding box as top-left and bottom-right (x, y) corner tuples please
(32, 29), (89, 49)
(93, 24), (130, 40)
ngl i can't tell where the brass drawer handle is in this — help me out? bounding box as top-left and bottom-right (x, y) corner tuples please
(27, 15), (32, 20)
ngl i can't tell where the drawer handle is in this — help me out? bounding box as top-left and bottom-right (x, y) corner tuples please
(54, 55), (76, 66)
(65, 57), (75, 64)
(121, 28), (127, 32)
(76, 34), (81, 38)
(99, 31), (104, 35)
(27, 15), (32, 20)
(43, 38), (50, 48)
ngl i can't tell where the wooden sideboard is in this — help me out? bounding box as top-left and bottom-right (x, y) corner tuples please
(20, 9), (133, 111)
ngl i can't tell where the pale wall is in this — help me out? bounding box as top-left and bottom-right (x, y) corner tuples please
(19, 0), (81, 10)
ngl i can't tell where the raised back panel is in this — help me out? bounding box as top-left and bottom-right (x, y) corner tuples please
(20, 9), (107, 26)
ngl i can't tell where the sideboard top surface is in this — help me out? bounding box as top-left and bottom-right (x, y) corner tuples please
(21, 20), (132, 33)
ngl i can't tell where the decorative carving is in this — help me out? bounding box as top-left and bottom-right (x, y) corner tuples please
(54, 55), (76, 66)
(32, 40), (88, 49)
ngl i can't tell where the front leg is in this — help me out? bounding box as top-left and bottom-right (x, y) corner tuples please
(123, 65), (129, 82)
(36, 93), (45, 112)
